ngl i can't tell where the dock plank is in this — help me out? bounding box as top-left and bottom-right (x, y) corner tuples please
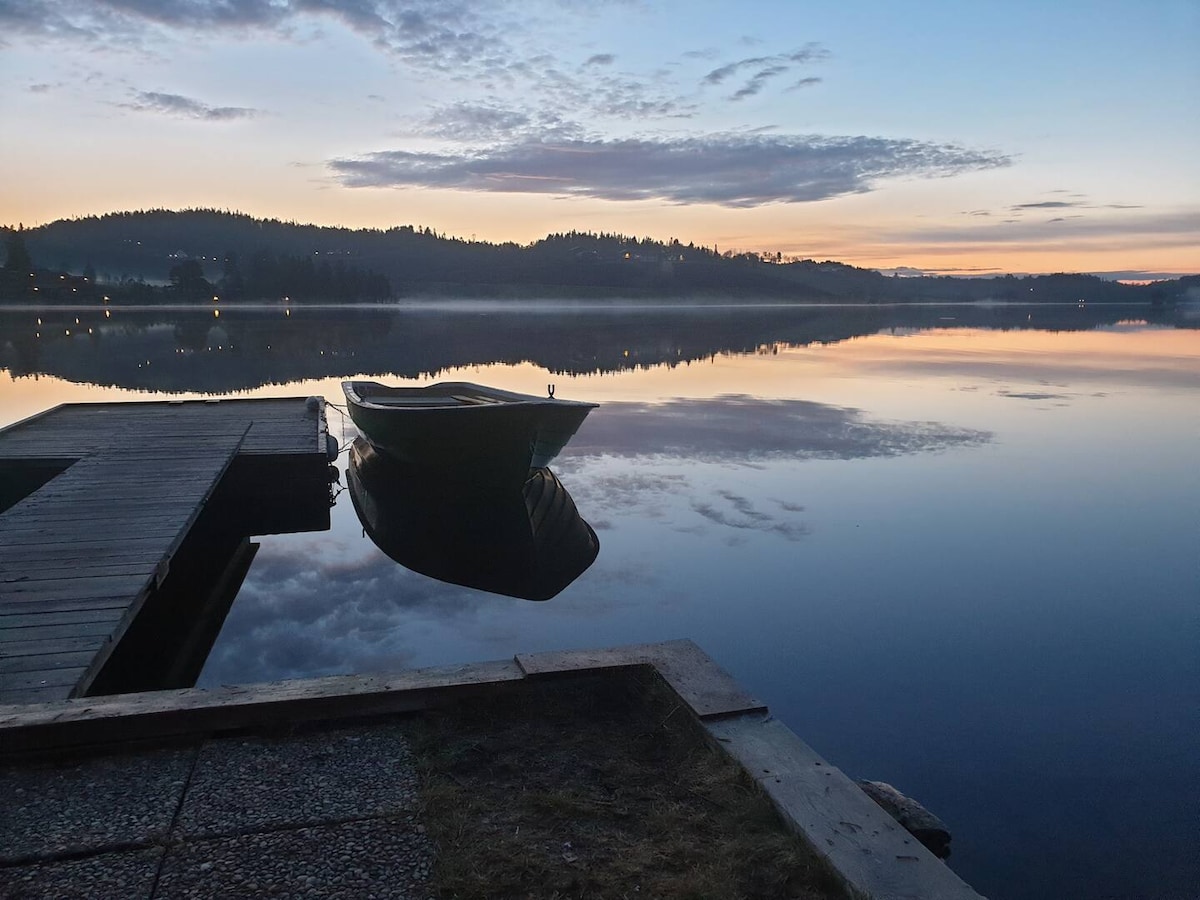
(0, 397), (328, 705)
(0, 666), (88, 692)
(0, 596), (137, 614)
(0, 564), (158, 583)
(0, 636), (112, 657)
(0, 608), (130, 629)
(0, 621), (117, 642)
(0, 650), (95, 674)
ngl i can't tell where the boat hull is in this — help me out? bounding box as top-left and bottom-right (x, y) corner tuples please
(342, 381), (596, 481)
(347, 438), (599, 600)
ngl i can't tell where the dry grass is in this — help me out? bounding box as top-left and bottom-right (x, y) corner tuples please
(406, 669), (848, 900)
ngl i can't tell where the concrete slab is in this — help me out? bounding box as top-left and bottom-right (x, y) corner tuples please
(155, 819), (433, 899)
(707, 715), (983, 900)
(0, 746), (194, 864)
(0, 641), (984, 898)
(0, 847), (163, 899)
(175, 721), (420, 839)
(516, 638), (767, 719)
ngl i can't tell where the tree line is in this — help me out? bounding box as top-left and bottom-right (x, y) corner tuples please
(2, 211), (1195, 304)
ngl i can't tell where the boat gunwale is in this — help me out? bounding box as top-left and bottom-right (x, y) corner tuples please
(342, 380), (598, 412)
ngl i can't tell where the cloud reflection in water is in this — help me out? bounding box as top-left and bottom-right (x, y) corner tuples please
(202, 394), (988, 686)
(565, 395), (991, 461)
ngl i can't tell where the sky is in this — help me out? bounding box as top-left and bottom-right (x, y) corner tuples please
(1, 0), (1198, 278)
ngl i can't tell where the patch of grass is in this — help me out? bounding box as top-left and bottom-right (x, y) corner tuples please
(406, 669), (848, 900)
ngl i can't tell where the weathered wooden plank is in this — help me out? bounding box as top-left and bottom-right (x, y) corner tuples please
(0, 538), (177, 561)
(0, 526), (182, 546)
(0, 516), (186, 537)
(0, 658), (524, 743)
(705, 715), (983, 900)
(0, 621), (116, 642)
(0, 650), (94, 674)
(0, 499), (209, 516)
(517, 639), (766, 719)
(8, 490), (225, 508)
(0, 636), (107, 657)
(0, 595), (134, 613)
(0, 564), (157, 583)
(0, 398), (328, 705)
(0, 523), (189, 542)
(0, 666), (88, 691)
(0, 547), (171, 568)
(0, 684), (72, 704)
(0, 608), (128, 629)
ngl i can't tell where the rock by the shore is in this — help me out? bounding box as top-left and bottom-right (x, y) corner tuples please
(857, 779), (952, 859)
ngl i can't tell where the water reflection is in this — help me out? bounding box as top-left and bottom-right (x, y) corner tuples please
(347, 438), (598, 601)
(1, 302), (1193, 394)
(567, 395), (991, 461)
(3, 305), (1198, 900)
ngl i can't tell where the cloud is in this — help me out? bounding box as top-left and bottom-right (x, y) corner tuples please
(786, 76), (822, 91)
(1088, 270), (1198, 281)
(730, 64), (788, 100)
(584, 53), (614, 66)
(1013, 200), (1082, 210)
(996, 390), (1070, 401)
(565, 396), (991, 461)
(702, 44), (828, 100)
(420, 102), (538, 141)
(1, 1), (502, 67)
(691, 489), (810, 541)
(329, 133), (1010, 207)
(198, 535), (519, 684)
(121, 90), (261, 120)
(1006, 196), (1143, 215)
(892, 209), (1200, 245)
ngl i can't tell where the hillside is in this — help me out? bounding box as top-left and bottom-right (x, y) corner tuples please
(0, 210), (1187, 304)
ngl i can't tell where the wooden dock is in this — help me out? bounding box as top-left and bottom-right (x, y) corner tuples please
(0, 398), (330, 705)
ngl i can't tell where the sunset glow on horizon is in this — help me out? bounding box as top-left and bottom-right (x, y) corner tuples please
(2, 1), (1197, 279)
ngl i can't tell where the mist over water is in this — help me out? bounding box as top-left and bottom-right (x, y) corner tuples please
(1, 303), (1197, 900)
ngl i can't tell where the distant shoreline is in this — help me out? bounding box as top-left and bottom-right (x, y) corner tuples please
(0, 298), (1175, 314)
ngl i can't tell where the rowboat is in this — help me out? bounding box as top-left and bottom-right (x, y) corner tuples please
(347, 438), (599, 600)
(341, 381), (597, 480)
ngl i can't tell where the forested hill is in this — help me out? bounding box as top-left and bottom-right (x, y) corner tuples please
(1, 209), (1191, 304)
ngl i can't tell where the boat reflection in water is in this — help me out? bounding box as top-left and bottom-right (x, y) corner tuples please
(347, 438), (599, 601)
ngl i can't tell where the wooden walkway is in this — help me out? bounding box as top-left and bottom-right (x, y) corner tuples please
(0, 399), (328, 705)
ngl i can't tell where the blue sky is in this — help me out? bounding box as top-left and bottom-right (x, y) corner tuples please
(1, 0), (1197, 276)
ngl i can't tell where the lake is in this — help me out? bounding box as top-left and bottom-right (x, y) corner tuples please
(1, 301), (1197, 899)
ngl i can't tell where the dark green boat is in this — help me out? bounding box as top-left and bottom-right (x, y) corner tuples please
(347, 438), (599, 601)
(342, 380), (597, 483)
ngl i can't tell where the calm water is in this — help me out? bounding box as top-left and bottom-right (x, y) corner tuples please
(2, 302), (1197, 899)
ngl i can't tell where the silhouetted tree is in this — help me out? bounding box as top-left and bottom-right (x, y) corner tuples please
(3, 228), (33, 275)
(168, 259), (213, 299)
(221, 250), (244, 298)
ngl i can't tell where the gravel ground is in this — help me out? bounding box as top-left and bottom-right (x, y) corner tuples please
(0, 747), (195, 864)
(175, 721), (421, 838)
(155, 818), (433, 899)
(0, 848), (163, 899)
(0, 719), (434, 899)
